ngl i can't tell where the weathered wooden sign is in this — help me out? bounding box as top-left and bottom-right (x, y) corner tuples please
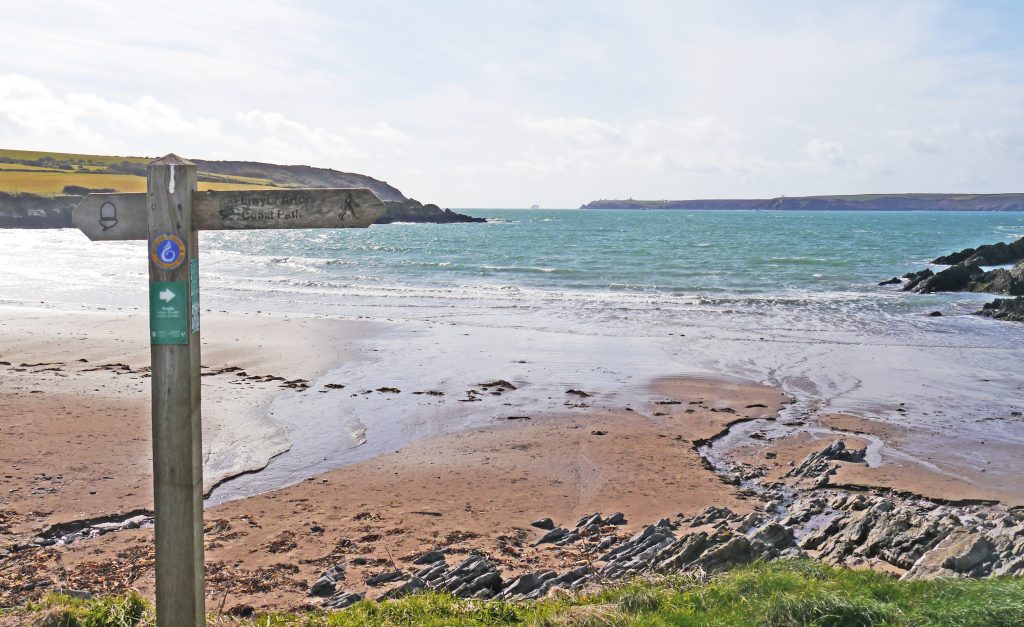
(73, 187), (386, 240)
(74, 155), (386, 626)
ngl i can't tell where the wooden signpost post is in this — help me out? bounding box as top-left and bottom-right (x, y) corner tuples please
(73, 155), (385, 626)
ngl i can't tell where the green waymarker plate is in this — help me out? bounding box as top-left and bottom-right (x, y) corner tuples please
(150, 282), (188, 345)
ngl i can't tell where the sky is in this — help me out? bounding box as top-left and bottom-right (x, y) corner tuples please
(1, 1), (1022, 207)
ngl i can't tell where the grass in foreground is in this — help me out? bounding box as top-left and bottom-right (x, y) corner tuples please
(4, 560), (1023, 627)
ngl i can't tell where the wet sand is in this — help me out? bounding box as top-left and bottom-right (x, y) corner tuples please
(0, 306), (368, 535)
(3, 376), (787, 610)
(1, 305), (1022, 609)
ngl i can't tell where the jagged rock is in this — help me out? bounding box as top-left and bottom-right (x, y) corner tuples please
(697, 535), (758, 572)
(942, 535), (996, 574)
(879, 276), (901, 286)
(379, 199), (486, 224)
(309, 575), (336, 597)
(817, 508), (876, 561)
(323, 591), (363, 609)
(799, 515), (845, 551)
(418, 562), (448, 582)
(606, 512), (626, 525)
(911, 262), (985, 294)
(530, 517), (555, 530)
(366, 570), (404, 586)
(575, 513), (603, 528)
(977, 296), (1024, 322)
(933, 236), (1024, 266)
(737, 512), (764, 533)
(652, 533), (712, 573)
(902, 268), (933, 291)
(413, 550), (445, 565)
(534, 527), (568, 545)
(379, 576), (426, 600)
(903, 531), (995, 580)
(551, 566), (590, 587)
(690, 506), (735, 527)
(499, 572), (547, 598)
(751, 522), (795, 549)
(429, 555), (503, 598)
(784, 440), (866, 485)
(596, 535), (617, 551)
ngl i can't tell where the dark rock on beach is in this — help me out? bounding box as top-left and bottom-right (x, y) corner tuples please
(907, 262), (985, 294)
(977, 296), (1024, 322)
(899, 239), (1024, 298)
(322, 591), (363, 609)
(530, 517), (555, 530)
(901, 269), (933, 291)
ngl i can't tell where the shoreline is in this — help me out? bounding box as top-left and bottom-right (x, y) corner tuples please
(2, 302), (1024, 608)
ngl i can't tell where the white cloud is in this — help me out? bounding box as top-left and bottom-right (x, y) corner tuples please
(0, 74), (411, 170)
(974, 129), (1024, 160)
(805, 139), (850, 168)
(0, 2), (1022, 204)
(520, 116), (621, 146)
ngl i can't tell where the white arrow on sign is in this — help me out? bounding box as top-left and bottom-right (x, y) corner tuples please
(159, 289), (176, 302)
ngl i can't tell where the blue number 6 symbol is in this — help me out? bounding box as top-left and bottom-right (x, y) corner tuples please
(158, 240), (179, 264)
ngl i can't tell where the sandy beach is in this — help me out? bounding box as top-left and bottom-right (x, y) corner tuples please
(0, 305), (786, 608)
(3, 302), (1023, 610)
(0, 306), (366, 533)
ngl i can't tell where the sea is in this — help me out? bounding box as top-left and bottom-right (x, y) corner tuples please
(3, 209), (1023, 501)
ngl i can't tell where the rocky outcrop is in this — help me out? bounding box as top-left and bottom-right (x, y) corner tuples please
(889, 238), (1024, 320)
(379, 199), (485, 224)
(0, 193), (76, 228)
(902, 261), (1024, 296)
(783, 440), (866, 487)
(933, 237), (1024, 266)
(349, 511), (804, 606)
(977, 296), (1024, 322)
(0, 194), (484, 228)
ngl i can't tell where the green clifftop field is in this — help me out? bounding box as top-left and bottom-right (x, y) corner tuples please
(582, 193), (1024, 211)
(0, 148), (483, 227)
(0, 148), (405, 199)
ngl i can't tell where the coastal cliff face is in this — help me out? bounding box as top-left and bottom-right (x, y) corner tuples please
(0, 192), (78, 228)
(380, 199), (485, 224)
(582, 193), (1024, 211)
(0, 150), (483, 227)
(0, 194), (483, 229)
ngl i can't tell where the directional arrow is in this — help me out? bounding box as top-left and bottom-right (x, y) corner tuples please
(159, 289), (176, 302)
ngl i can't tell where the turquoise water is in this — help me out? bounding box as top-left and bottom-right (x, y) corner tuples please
(4, 210), (1023, 331)
(168, 209), (1022, 337)
(4, 210), (1024, 501)
(205, 209), (1024, 298)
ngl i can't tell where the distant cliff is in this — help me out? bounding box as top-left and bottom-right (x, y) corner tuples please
(0, 149), (483, 227)
(0, 192), (79, 228)
(0, 195), (484, 229)
(581, 194), (1024, 211)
